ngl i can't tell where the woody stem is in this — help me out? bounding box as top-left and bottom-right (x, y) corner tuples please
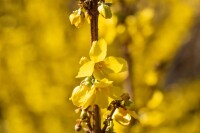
(89, 0), (101, 133)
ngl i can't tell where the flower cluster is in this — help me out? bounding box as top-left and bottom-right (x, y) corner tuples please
(70, 39), (128, 109)
(69, 1), (112, 28)
(69, 0), (138, 131)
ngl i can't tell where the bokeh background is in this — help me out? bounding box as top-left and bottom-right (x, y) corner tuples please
(0, 0), (200, 133)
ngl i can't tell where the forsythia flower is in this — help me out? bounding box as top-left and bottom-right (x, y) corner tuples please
(70, 78), (123, 109)
(113, 107), (138, 126)
(69, 9), (84, 28)
(98, 3), (112, 19)
(76, 39), (128, 82)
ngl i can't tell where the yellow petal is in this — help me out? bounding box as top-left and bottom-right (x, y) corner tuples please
(81, 86), (96, 109)
(107, 71), (128, 82)
(69, 85), (89, 107)
(69, 10), (78, 24)
(106, 58), (129, 82)
(114, 108), (132, 126)
(106, 86), (123, 100)
(69, 10), (84, 28)
(94, 78), (113, 88)
(93, 66), (112, 80)
(104, 56), (124, 73)
(84, 11), (91, 24)
(79, 57), (90, 65)
(127, 110), (139, 120)
(95, 90), (109, 108)
(76, 61), (95, 78)
(89, 39), (107, 62)
(98, 3), (112, 19)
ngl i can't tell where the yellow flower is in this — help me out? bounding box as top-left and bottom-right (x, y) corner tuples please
(70, 78), (123, 109)
(98, 3), (112, 19)
(76, 39), (128, 82)
(69, 9), (84, 28)
(113, 107), (138, 126)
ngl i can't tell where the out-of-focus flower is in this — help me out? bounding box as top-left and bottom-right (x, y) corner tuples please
(69, 78), (123, 109)
(76, 39), (128, 82)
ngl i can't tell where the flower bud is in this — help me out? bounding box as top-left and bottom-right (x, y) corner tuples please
(84, 11), (90, 24)
(98, 3), (112, 19)
(69, 9), (84, 28)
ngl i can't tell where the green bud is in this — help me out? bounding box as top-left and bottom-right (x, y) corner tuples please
(98, 3), (112, 19)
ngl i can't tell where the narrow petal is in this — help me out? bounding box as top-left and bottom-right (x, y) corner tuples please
(89, 39), (107, 62)
(76, 61), (95, 78)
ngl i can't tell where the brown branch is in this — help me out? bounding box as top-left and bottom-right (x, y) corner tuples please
(89, 0), (99, 43)
(102, 100), (122, 132)
(92, 105), (101, 133)
(89, 0), (101, 133)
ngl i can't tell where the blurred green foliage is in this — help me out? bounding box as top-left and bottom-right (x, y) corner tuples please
(0, 0), (200, 133)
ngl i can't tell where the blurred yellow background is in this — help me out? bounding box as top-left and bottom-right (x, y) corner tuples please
(0, 0), (200, 133)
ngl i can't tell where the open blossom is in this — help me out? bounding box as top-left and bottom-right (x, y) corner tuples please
(76, 38), (128, 82)
(69, 78), (123, 109)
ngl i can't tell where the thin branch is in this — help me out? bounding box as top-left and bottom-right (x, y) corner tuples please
(89, 0), (101, 133)
(89, 0), (99, 43)
(92, 105), (101, 133)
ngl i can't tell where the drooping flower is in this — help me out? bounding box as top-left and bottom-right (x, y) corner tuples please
(76, 39), (128, 82)
(69, 77), (123, 109)
(98, 3), (112, 19)
(113, 107), (138, 126)
(69, 8), (84, 28)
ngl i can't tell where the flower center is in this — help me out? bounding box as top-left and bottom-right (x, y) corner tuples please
(94, 61), (104, 71)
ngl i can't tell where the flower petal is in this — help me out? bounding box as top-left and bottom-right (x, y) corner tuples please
(89, 39), (107, 62)
(114, 108), (132, 126)
(95, 89), (109, 108)
(94, 78), (113, 88)
(107, 71), (128, 82)
(93, 66), (112, 80)
(81, 86), (96, 109)
(106, 86), (123, 100)
(94, 57), (128, 81)
(79, 57), (90, 65)
(106, 58), (129, 81)
(104, 56), (124, 73)
(76, 61), (95, 78)
(69, 85), (89, 107)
